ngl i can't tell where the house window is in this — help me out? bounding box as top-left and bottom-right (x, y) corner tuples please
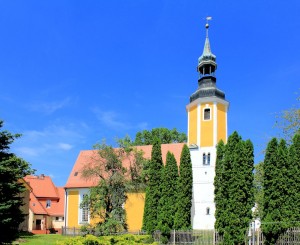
(46, 200), (51, 208)
(203, 153), (206, 165)
(204, 108), (211, 120)
(207, 153), (211, 165)
(206, 207), (210, 215)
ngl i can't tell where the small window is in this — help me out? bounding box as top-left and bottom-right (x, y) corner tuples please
(55, 217), (59, 221)
(206, 207), (210, 215)
(74, 172), (78, 176)
(204, 108), (211, 120)
(46, 200), (51, 208)
(207, 153), (211, 165)
(203, 153), (206, 165)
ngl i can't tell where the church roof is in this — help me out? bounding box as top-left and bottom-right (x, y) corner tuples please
(65, 143), (185, 189)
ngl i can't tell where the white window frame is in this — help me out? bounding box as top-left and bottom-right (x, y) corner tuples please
(79, 193), (89, 224)
(203, 107), (211, 121)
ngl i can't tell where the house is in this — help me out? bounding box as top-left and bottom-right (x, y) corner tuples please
(64, 143), (184, 231)
(18, 178), (32, 232)
(24, 175), (65, 233)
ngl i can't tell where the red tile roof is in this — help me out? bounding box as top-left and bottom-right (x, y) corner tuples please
(29, 192), (47, 215)
(65, 143), (185, 188)
(24, 175), (59, 199)
(25, 175), (65, 217)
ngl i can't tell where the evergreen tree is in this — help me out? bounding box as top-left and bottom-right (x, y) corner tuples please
(214, 140), (226, 234)
(286, 134), (300, 226)
(214, 131), (254, 244)
(157, 152), (178, 239)
(174, 144), (193, 230)
(0, 120), (34, 243)
(142, 139), (163, 233)
(261, 138), (290, 244)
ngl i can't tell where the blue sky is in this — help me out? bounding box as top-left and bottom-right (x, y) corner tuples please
(1, 1), (299, 186)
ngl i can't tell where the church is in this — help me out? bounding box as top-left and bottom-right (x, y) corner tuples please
(64, 21), (228, 231)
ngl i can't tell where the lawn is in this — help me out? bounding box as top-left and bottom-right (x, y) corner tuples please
(14, 234), (70, 245)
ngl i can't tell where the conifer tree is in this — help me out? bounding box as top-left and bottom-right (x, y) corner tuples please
(288, 134), (300, 224)
(0, 120), (34, 243)
(174, 144), (193, 230)
(157, 152), (178, 238)
(261, 138), (289, 244)
(142, 139), (163, 233)
(214, 131), (254, 244)
(214, 140), (226, 234)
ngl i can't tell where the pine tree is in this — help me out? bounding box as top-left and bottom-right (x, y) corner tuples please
(0, 120), (34, 243)
(261, 138), (289, 244)
(214, 131), (254, 244)
(157, 152), (178, 238)
(214, 140), (226, 234)
(142, 138), (163, 233)
(174, 144), (193, 230)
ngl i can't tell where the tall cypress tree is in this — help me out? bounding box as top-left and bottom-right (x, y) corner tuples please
(214, 140), (226, 234)
(142, 138), (163, 233)
(261, 138), (289, 244)
(157, 152), (178, 237)
(174, 144), (193, 230)
(287, 134), (300, 226)
(215, 131), (254, 244)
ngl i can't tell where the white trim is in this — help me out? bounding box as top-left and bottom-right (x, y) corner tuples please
(197, 103), (201, 146)
(187, 108), (190, 145)
(186, 97), (229, 111)
(64, 189), (67, 227)
(213, 102), (217, 146)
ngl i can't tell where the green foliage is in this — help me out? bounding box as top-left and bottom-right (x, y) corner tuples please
(214, 131), (254, 244)
(174, 144), (193, 230)
(142, 139), (163, 233)
(262, 135), (300, 244)
(57, 234), (158, 245)
(288, 134), (300, 224)
(157, 152), (179, 236)
(253, 162), (264, 220)
(0, 120), (34, 244)
(81, 140), (147, 234)
(214, 140), (225, 234)
(133, 128), (187, 146)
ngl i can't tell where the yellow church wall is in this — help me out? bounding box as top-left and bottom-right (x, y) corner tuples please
(125, 193), (145, 232)
(200, 103), (214, 147)
(188, 105), (198, 145)
(67, 190), (79, 227)
(217, 103), (227, 144)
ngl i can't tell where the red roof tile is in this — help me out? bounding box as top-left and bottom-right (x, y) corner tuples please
(65, 143), (185, 188)
(24, 175), (59, 199)
(29, 192), (47, 215)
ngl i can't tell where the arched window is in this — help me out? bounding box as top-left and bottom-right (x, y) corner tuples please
(206, 207), (210, 215)
(207, 153), (211, 165)
(203, 153), (206, 165)
(204, 108), (211, 120)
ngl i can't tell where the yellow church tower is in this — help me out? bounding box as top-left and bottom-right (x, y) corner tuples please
(187, 19), (229, 229)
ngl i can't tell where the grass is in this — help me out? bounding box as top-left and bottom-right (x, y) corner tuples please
(14, 233), (70, 245)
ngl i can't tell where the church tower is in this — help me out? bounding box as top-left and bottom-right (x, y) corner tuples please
(187, 19), (229, 229)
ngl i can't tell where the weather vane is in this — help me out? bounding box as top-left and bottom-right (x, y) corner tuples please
(205, 16), (212, 37)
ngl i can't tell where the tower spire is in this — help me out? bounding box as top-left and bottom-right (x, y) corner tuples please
(190, 17), (225, 103)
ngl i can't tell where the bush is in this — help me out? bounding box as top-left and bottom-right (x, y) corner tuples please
(57, 234), (158, 245)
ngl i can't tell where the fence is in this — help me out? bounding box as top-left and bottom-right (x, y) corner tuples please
(62, 227), (300, 244)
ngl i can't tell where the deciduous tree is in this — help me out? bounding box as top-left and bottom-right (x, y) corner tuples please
(81, 140), (146, 234)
